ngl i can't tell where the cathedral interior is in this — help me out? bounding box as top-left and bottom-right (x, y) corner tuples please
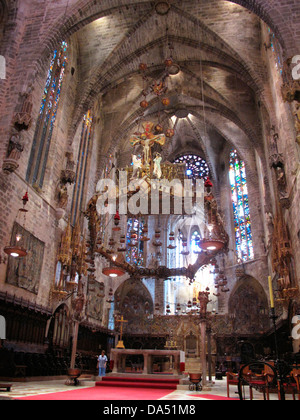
(0, 0), (300, 399)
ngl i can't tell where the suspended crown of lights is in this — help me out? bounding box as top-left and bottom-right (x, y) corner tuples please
(82, 34), (229, 282)
(83, 168), (229, 282)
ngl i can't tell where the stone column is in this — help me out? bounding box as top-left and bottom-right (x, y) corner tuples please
(173, 354), (179, 375)
(70, 321), (79, 369)
(198, 290), (210, 386)
(143, 352), (149, 374)
(111, 350), (119, 374)
(121, 355), (126, 373)
(200, 320), (207, 386)
(207, 326), (212, 383)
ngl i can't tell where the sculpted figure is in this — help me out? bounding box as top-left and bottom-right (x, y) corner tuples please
(130, 122), (166, 167)
(131, 155), (142, 179)
(153, 153), (162, 179)
(7, 129), (24, 160)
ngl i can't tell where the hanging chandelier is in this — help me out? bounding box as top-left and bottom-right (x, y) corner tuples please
(87, 174), (228, 282)
(83, 83), (229, 283)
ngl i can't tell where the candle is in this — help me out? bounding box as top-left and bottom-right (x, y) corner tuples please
(268, 276), (275, 309)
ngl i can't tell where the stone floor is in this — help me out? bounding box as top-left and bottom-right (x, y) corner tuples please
(0, 377), (297, 401)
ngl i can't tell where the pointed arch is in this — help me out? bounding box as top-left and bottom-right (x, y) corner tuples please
(26, 41), (68, 189)
(70, 110), (93, 226)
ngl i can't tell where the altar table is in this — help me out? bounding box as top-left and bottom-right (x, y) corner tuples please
(110, 349), (185, 375)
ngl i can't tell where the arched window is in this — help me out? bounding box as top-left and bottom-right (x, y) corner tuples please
(175, 230), (184, 269)
(229, 150), (254, 262)
(26, 41), (68, 189)
(71, 111), (93, 226)
(49, 305), (70, 349)
(268, 27), (283, 77)
(54, 261), (62, 286)
(108, 300), (115, 331)
(126, 218), (144, 266)
(166, 228), (216, 315)
(174, 154), (210, 179)
(190, 230), (201, 265)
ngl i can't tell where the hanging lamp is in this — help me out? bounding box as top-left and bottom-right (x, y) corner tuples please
(112, 211), (121, 231)
(102, 255), (126, 278)
(199, 229), (226, 252)
(4, 192), (29, 258)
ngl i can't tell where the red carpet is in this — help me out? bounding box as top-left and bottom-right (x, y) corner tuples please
(189, 394), (238, 400)
(17, 386), (174, 400)
(96, 376), (179, 390)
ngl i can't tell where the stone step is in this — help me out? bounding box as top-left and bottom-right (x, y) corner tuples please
(95, 376), (180, 390)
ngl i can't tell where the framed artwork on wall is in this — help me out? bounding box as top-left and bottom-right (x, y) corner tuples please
(6, 222), (45, 294)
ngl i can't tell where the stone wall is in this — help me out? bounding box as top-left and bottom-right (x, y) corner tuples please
(0, 0), (299, 346)
(0, 30), (100, 316)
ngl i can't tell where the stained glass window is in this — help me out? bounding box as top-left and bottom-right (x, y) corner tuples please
(174, 155), (210, 179)
(126, 218), (144, 266)
(190, 230), (201, 264)
(229, 150), (254, 262)
(167, 229), (215, 315)
(26, 41), (68, 188)
(71, 110), (93, 226)
(105, 154), (114, 178)
(268, 28), (283, 77)
(175, 230), (184, 268)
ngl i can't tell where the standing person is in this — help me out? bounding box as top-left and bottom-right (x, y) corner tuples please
(98, 350), (108, 377)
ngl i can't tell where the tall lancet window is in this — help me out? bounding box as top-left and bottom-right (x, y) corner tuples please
(268, 27), (283, 77)
(229, 150), (254, 262)
(71, 111), (93, 226)
(126, 218), (144, 266)
(26, 41), (68, 188)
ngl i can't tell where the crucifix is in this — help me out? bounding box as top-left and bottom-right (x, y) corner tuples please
(130, 122), (166, 167)
(115, 315), (128, 349)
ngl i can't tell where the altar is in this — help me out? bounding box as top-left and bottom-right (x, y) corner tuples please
(110, 349), (185, 376)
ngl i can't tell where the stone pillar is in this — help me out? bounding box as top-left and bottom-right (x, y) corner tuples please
(121, 355), (126, 373)
(143, 352), (149, 374)
(198, 290), (210, 386)
(207, 326), (212, 383)
(70, 321), (79, 369)
(200, 319), (207, 386)
(173, 354), (179, 375)
(111, 350), (119, 374)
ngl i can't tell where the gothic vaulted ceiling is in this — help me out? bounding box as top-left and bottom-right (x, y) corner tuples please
(70, 0), (267, 180)
(14, 0), (298, 182)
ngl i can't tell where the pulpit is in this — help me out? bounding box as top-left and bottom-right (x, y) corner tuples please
(110, 349), (185, 376)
